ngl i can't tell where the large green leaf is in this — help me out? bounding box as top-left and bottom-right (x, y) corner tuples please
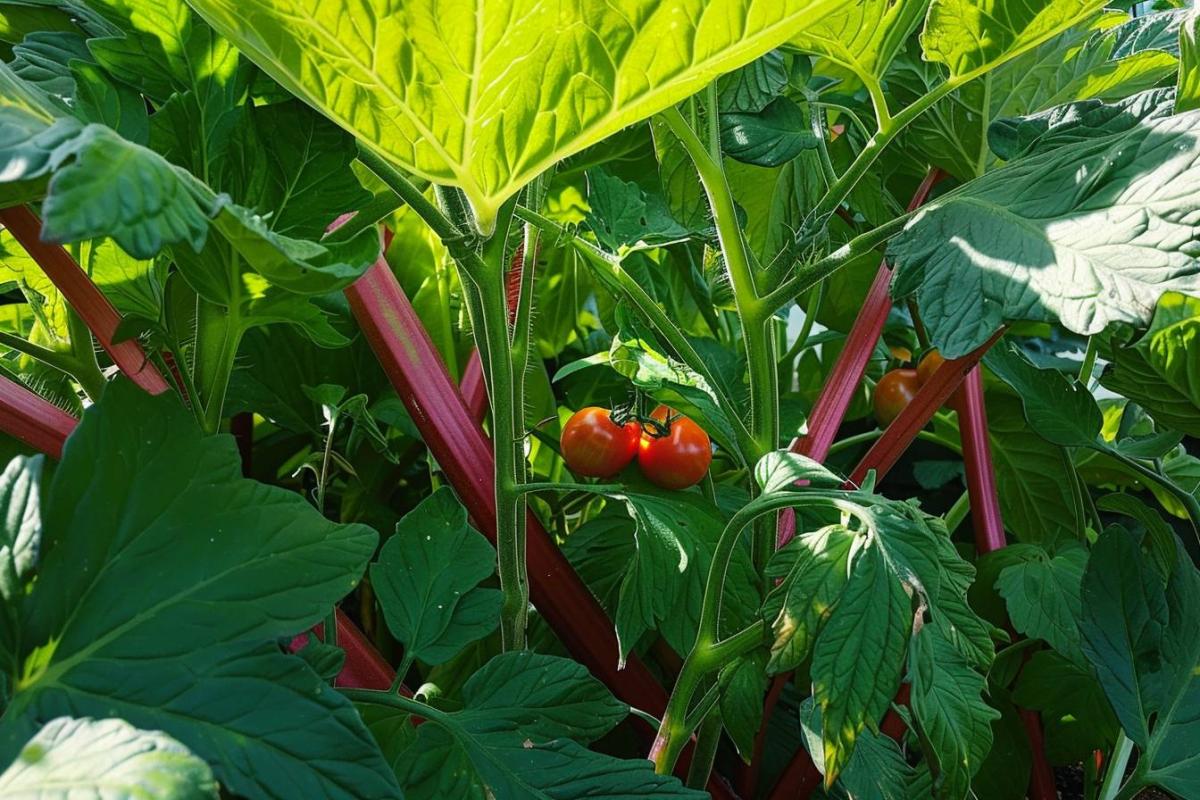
(370, 488), (501, 666)
(890, 107), (1200, 357)
(787, 0), (928, 91)
(1179, 7), (1200, 112)
(892, 11), (1179, 180)
(185, 0), (847, 230)
(0, 716), (217, 798)
(908, 625), (998, 800)
(1101, 292), (1200, 437)
(983, 393), (1082, 545)
(362, 651), (702, 799)
(1, 380), (398, 800)
(1012, 650), (1118, 763)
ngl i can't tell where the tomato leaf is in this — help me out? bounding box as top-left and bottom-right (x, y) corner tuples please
(1012, 650), (1118, 763)
(893, 103), (1200, 357)
(718, 651), (768, 761)
(761, 524), (854, 674)
(908, 624), (999, 800)
(185, 0), (847, 230)
(0, 379), (397, 800)
(799, 696), (925, 800)
(371, 488), (502, 666)
(754, 450), (842, 493)
(811, 541), (910, 784)
(996, 543), (1088, 662)
(983, 341), (1102, 447)
(720, 97), (819, 168)
(0, 455), (42, 674)
(0, 717), (218, 798)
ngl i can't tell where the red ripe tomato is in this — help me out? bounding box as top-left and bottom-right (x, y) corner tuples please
(917, 349), (946, 386)
(638, 406), (712, 490)
(560, 407), (640, 478)
(873, 369), (920, 428)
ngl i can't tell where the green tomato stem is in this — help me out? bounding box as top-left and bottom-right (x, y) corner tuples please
(1097, 730), (1135, 800)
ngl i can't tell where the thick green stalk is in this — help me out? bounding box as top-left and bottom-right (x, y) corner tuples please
(64, 308), (107, 402)
(193, 298), (243, 435)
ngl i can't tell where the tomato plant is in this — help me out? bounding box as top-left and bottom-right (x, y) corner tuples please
(0, 2), (1198, 800)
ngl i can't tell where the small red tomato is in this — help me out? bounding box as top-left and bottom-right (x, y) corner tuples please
(638, 406), (712, 490)
(917, 349), (946, 386)
(560, 407), (640, 478)
(873, 369), (920, 428)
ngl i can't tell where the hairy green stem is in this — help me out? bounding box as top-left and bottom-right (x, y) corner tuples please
(944, 490), (971, 533)
(64, 308), (107, 402)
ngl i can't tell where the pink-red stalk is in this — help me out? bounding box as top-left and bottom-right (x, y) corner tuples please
(0, 206), (171, 395)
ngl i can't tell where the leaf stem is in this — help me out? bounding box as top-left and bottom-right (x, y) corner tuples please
(685, 708), (723, 790)
(1078, 336), (1099, 387)
(1094, 443), (1200, 541)
(1098, 730), (1135, 800)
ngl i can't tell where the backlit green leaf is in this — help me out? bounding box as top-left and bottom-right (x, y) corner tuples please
(185, 0), (847, 230)
(984, 342), (1102, 447)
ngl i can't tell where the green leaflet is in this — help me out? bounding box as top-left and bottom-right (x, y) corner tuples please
(0, 717), (217, 798)
(810, 541), (911, 785)
(0, 380), (398, 800)
(1101, 292), (1200, 437)
(800, 698), (925, 800)
(761, 524), (854, 675)
(996, 543), (1088, 662)
(890, 107), (1200, 358)
(362, 651), (703, 799)
(1012, 650), (1119, 763)
(720, 97), (820, 168)
(984, 342), (1102, 447)
(908, 625), (999, 800)
(185, 0), (847, 231)
(984, 393), (1082, 545)
(612, 488), (758, 661)
(718, 651), (768, 760)
(370, 489), (502, 666)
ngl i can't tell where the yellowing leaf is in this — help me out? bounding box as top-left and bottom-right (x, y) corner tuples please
(186, 0), (844, 231)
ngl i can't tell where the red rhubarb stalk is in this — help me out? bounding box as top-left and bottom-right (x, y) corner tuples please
(343, 257), (670, 716)
(0, 206), (171, 395)
(845, 330), (1004, 487)
(0, 374), (77, 459)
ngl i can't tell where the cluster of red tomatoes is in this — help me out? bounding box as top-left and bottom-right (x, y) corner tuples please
(873, 349), (946, 427)
(560, 405), (712, 489)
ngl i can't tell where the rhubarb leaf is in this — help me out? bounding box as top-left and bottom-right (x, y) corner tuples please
(922, 0), (1108, 81)
(891, 108), (1200, 358)
(1, 379), (398, 800)
(371, 488), (502, 666)
(1101, 292), (1200, 437)
(185, 0), (847, 230)
(0, 717), (217, 798)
